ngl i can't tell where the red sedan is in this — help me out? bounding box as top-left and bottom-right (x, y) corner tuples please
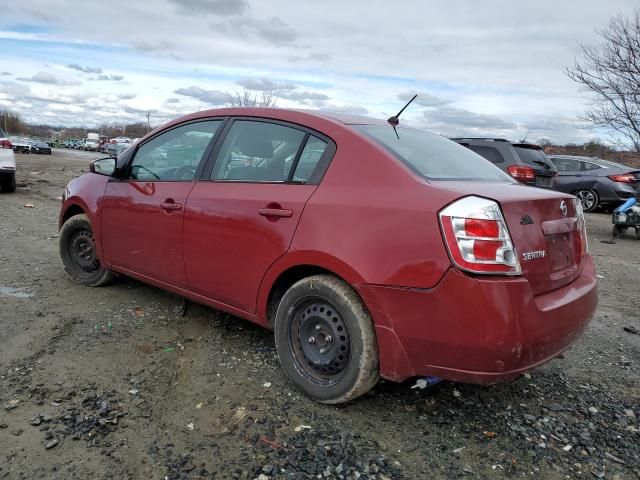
(58, 108), (598, 403)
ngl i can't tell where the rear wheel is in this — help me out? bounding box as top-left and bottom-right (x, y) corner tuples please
(574, 189), (599, 212)
(274, 275), (379, 404)
(59, 214), (114, 287)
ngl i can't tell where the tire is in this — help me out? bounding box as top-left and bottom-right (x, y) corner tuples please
(1, 173), (16, 193)
(574, 189), (599, 212)
(274, 275), (379, 404)
(59, 214), (114, 287)
(612, 225), (627, 238)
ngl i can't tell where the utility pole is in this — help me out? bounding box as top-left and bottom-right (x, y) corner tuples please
(146, 112), (151, 133)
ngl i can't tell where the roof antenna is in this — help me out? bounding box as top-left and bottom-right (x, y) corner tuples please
(388, 94), (417, 139)
(521, 131), (530, 143)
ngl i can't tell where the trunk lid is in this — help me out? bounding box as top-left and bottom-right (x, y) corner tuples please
(436, 181), (586, 295)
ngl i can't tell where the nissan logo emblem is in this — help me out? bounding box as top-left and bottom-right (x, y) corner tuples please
(560, 200), (568, 216)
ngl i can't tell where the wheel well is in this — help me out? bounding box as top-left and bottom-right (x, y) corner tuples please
(266, 265), (338, 326)
(61, 204), (85, 225)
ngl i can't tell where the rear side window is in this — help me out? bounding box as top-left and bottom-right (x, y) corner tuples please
(292, 135), (328, 183)
(356, 125), (513, 181)
(581, 162), (601, 171)
(466, 145), (506, 164)
(552, 158), (580, 172)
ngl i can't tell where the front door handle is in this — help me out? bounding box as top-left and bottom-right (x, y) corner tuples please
(161, 201), (183, 211)
(259, 207), (292, 218)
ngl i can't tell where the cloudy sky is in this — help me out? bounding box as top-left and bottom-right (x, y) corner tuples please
(0, 0), (637, 143)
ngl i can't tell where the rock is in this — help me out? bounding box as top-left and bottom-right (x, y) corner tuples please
(546, 403), (564, 412)
(45, 439), (59, 449)
(256, 475), (269, 480)
(588, 407), (598, 414)
(4, 399), (20, 411)
(0, 423), (7, 428)
(624, 409), (636, 418)
(261, 464), (274, 475)
(10, 428), (23, 436)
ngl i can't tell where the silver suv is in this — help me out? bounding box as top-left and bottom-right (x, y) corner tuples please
(0, 126), (17, 192)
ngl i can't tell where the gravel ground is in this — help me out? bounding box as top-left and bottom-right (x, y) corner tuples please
(0, 149), (638, 480)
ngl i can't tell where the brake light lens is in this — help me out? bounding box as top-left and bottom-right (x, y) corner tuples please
(573, 198), (588, 263)
(1, 139), (12, 149)
(608, 173), (635, 183)
(507, 165), (535, 182)
(439, 196), (521, 275)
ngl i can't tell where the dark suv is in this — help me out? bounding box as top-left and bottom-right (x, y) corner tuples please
(452, 138), (557, 189)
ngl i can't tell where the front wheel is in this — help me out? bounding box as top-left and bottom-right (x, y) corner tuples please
(574, 189), (599, 212)
(612, 225), (627, 238)
(274, 275), (379, 404)
(59, 214), (114, 287)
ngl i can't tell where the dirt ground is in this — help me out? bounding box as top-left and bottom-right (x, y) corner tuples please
(0, 149), (638, 480)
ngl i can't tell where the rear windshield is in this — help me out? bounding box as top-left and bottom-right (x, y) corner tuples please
(356, 125), (514, 181)
(514, 146), (555, 170)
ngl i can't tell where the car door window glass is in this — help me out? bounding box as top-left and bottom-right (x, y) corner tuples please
(581, 162), (601, 171)
(292, 135), (328, 183)
(129, 120), (222, 181)
(552, 159), (580, 172)
(212, 121), (306, 182)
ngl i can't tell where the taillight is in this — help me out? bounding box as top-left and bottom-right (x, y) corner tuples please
(1, 139), (12, 149)
(439, 196), (521, 275)
(507, 165), (535, 182)
(608, 173), (635, 183)
(573, 198), (588, 263)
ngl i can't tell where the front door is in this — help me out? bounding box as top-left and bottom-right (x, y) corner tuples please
(184, 119), (331, 313)
(101, 119), (223, 287)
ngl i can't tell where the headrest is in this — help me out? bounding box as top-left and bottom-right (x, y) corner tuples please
(235, 125), (274, 158)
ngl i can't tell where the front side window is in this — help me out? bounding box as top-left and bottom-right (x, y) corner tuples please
(129, 120), (222, 181)
(212, 120), (306, 182)
(357, 125), (514, 182)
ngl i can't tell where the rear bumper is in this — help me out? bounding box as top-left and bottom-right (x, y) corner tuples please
(357, 255), (598, 383)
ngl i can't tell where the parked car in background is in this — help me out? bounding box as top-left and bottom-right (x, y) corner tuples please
(0, 126), (16, 192)
(30, 141), (52, 155)
(548, 155), (640, 212)
(101, 142), (129, 157)
(10, 137), (31, 154)
(452, 138), (558, 189)
(58, 108), (597, 404)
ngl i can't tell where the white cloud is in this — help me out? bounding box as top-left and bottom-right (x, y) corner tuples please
(1, 0), (637, 143)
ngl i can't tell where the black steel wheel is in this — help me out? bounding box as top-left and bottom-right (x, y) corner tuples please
(59, 214), (114, 287)
(290, 299), (351, 386)
(274, 275), (379, 404)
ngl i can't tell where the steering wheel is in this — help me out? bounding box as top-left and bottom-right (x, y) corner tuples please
(173, 164), (196, 180)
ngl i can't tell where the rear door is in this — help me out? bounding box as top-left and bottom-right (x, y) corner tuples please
(101, 119), (223, 287)
(184, 119), (333, 313)
(550, 157), (581, 194)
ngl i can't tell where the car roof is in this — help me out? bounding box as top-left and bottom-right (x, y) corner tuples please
(180, 107), (389, 126)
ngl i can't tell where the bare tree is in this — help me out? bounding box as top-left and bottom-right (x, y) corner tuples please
(567, 11), (640, 151)
(227, 88), (278, 107)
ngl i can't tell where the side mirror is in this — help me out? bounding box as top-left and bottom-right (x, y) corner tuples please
(90, 157), (117, 176)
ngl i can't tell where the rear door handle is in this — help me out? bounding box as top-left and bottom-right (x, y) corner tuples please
(161, 201), (183, 210)
(259, 208), (292, 218)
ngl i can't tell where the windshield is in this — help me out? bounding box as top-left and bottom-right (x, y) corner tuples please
(356, 125), (515, 181)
